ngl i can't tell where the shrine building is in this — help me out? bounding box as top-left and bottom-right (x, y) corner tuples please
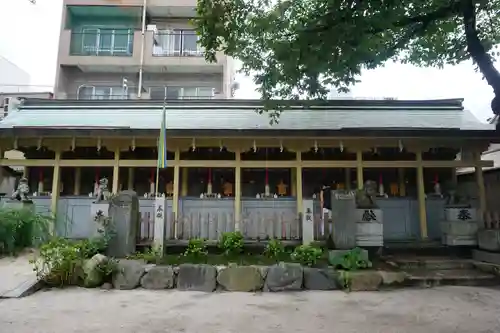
(0, 98), (495, 245)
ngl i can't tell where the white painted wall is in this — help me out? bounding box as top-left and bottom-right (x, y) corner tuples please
(0, 55), (31, 93)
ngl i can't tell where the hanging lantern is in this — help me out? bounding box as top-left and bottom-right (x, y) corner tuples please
(264, 148), (270, 197)
(378, 173), (385, 197)
(434, 173), (442, 196)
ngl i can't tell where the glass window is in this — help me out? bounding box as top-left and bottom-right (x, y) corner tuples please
(182, 87), (197, 99)
(198, 87), (214, 98)
(78, 86), (94, 99)
(166, 86), (182, 99)
(183, 33), (198, 54)
(150, 87), (166, 100)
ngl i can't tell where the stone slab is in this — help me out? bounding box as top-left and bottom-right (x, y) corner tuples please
(264, 263), (303, 292)
(303, 268), (339, 290)
(177, 264), (217, 292)
(356, 221), (383, 247)
(302, 199), (314, 244)
(107, 191), (139, 258)
(354, 209), (383, 223)
(331, 190), (357, 249)
(217, 266), (264, 292)
(441, 235), (477, 246)
(0, 254), (41, 299)
(473, 249), (500, 265)
(478, 229), (500, 252)
(0, 276), (43, 298)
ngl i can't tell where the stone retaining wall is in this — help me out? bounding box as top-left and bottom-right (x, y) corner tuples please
(109, 260), (405, 292)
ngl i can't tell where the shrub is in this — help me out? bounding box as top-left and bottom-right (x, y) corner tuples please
(127, 246), (163, 264)
(219, 231), (244, 256)
(184, 238), (208, 258)
(264, 238), (285, 260)
(0, 208), (51, 255)
(329, 247), (372, 271)
(290, 244), (323, 267)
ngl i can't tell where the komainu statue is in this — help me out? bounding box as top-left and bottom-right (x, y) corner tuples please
(94, 177), (111, 203)
(355, 180), (379, 209)
(11, 177), (31, 202)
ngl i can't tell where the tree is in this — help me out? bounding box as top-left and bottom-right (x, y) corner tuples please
(195, 0), (500, 116)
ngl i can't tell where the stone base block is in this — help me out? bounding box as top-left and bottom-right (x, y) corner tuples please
(356, 222), (383, 247)
(440, 221), (478, 236)
(478, 229), (500, 252)
(441, 234), (477, 246)
(473, 249), (500, 265)
(2, 200), (35, 211)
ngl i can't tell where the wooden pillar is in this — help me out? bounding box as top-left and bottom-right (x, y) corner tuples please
(416, 151), (428, 239)
(74, 167), (81, 195)
(181, 166), (188, 196)
(112, 148), (120, 194)
(398, 167), (406, 197)
(291, 168), (297, 196)
(172, 149), (180, 238)
(234, 148), (242, 231)
(50, 150), (61, 235)
(345, 168), (351, 190)
(356, 150), (363, 189)
(475, 152), (486, 214)
(296, 151), (303, 215)
(127, 167), (134, 190)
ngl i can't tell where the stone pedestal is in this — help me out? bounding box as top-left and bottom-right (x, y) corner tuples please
(440, 207), (478, 246)
(107, 191), (139, 258)
(302, 199), (314, 245)
(90, 202), (109, 238)
(154, 196), (167, 251)
(3, 200), (35, 211)
(354, 209), (383, 247)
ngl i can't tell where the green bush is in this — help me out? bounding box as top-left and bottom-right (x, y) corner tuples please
(0, 208), (51, 255)
(290, 244), (323, 267)
(219, 231), (244, 256)
(184, 238), (208, 258)
(329, 247), (372, 271)
(264, 238), (285, 260)
(127, 246), (163, 264)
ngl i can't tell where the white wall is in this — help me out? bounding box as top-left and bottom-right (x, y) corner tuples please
(0, 56), (31, 93)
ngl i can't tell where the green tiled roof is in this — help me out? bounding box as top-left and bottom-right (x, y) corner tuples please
(0, 98), (494, 133)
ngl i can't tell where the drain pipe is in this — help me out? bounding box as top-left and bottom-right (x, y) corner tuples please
(137, 0), (147, 98)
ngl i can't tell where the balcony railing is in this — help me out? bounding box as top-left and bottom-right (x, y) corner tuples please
(152, 31), (204, 57)
(70, 30), (134, 56)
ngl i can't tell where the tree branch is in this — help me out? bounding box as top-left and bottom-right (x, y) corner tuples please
(461, 0), (500, 93)
(306, 1), (461, 35)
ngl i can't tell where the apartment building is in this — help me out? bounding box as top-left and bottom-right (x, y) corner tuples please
(55, 0), (235, 100)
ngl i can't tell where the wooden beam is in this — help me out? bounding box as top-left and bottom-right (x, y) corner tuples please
(296, 152), (303, 216)
(112, 147), (120, 194)
(356, 151), (363, 189)
(475, 152), (487, 215)
(416, 152), (428, 239)
(50, 150), (61, 235)
(172, 149), (181, 239)
(234, 148), (242, 231)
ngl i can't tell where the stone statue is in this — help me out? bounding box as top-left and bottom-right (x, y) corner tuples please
(94, 177), (110, 203)
(444, 181), (470, 208)
(355, 180), (379, 209)
(11, 177), (31, 202)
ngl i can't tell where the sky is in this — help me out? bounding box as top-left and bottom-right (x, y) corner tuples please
(0, 0), (496, 122)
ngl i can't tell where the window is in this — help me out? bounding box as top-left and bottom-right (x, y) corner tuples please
(148, 86), (215, 99)
(77, 86), (128, 100)
(153, 29), (202, 56)
(80, 28), (133, 56)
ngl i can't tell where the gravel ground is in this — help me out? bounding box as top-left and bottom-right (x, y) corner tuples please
(1, 286), (500, 333)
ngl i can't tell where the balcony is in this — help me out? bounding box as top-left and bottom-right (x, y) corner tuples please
(59, 29), (142, 71)
(144, 31), (225, 73)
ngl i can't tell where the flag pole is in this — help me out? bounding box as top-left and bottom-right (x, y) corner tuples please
(155, 97), (166, 196)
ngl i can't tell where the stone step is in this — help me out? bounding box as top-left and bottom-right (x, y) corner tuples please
(0, 276), (43, 299)
(403, 268), (500, 288)
(384, 256), (475, 270)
